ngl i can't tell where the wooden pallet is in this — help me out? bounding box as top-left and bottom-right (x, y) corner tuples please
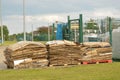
(49, 60), (112, 67)
(49, 63), (82, 67)
(82, 60), (112, 65)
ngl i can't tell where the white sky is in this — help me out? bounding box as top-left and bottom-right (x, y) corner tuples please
(1, 0), (120, 34)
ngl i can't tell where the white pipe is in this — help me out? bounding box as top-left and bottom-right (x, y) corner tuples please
(0, 0), (3, 44)
(23, 0), (26, 41)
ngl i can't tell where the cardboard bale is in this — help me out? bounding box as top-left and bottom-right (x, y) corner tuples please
(4, 41), (48, 69)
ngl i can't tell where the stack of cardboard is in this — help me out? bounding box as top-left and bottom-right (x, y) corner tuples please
(4, 41), (48, 69)
(4, 41), (112, 68)
(80, 42), (112, 61)
(46, 40), (83, 66)
(46, 41), (112, 65)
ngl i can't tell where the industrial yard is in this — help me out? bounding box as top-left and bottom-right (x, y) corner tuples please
(0, 0), (120, 80)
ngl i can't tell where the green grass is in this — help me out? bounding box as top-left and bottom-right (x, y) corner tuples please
(0, 63), (120, 80)
(0, 41), (17, 46)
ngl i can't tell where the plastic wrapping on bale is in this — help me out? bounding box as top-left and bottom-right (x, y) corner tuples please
(112, 27), (120, 61)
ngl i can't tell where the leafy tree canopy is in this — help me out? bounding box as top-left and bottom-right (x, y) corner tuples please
(0, 25), (9, 40)
(85, 19), (99, 30)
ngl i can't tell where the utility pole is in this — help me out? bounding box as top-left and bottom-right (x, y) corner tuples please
(0, 0), (3, 44)
(23, 0), (26, 41)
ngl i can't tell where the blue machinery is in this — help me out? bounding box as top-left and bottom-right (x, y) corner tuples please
(55, 14), (83, 43)
(56, 24), (63, 40)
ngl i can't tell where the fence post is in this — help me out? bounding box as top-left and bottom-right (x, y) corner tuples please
(108, 17), (112, 46)
(79, 14), (83, 43)
(52, 23), (55, 40)
(68, 16), (71, 40)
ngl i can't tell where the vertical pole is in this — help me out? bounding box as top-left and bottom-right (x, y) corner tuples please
(31, 24), (33, 41)
(48, 23), (50, 41)
(23, 0), (26, 41)
(108, 17), (112, 46)
(101, 20), (104, 33)
(79, 14), (83, 43)
(0, 0), (3, 44)
(68, 16), (71, 40)
(74, 28), (77, 42)
(52, 23), (55, 40)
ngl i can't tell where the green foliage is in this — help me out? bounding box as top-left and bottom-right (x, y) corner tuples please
(16, 33), (23, 41)
(0, 25), (9, 40)
(9, 33), (32, 41)
(33, 26), (55, 41)
(37, 26), (52, 34)
(85, 19), (99, 30)
(8, 26), (55, 41)
(9, 34), (17, 41)
(0, 63), (120, 80)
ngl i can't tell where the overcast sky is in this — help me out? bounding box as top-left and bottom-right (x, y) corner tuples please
(1, 0), (120, 34)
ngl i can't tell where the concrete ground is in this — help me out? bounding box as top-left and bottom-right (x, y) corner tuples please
(0, 46), (7, 70)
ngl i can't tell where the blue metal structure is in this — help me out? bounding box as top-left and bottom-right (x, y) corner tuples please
(55, 14), (83, 43)
(56, 24), (63, 40)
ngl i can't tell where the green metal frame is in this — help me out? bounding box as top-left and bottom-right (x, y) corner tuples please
(108, 17), (112, 46)
(52, 23), (55, 40)
(68, 16), (71, 40)
(79, 14), (83, 43)
(67, 14), (83, 43)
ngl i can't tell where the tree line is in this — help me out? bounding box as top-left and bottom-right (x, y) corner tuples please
(1, 18), (120, 42)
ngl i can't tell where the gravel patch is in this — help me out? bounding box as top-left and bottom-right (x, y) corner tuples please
(0, 46), (7, 70)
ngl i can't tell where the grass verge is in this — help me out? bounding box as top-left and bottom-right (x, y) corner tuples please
(0, 63), (120, 80)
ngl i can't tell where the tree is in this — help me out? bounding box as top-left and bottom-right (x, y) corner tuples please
(33, 26), (53, 41)
(9, 34), (17, 41)
(0, 25), (9, 40)
(36, 26), (52, 34)
(85, 19), (99, 30)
